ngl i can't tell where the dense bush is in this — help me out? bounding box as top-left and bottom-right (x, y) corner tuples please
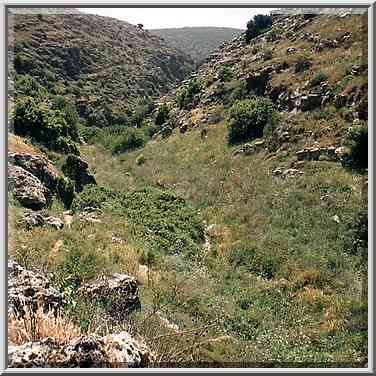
(111, 127), (147, 154)
(295, 56), (312, 73)
(13, 96), (79, 154)
(218, 66), (233, 82)
(344, 124), (368, 172)
(14, 53), (36, 74)
(176, 79), (201, 109)
(72, 184), (116, 211)
(309, 71), (329, 87)
(130, 99), (154, 128)
(227, 98), (276, 144)
(14, 74), (47, 98)
(229, 245), (281, 279)
(155, 103), (170, 126)
(245, 14), (273, 43)
(56, 176), (75, 209)
(115, 188), (205, 257)
(345, 208), (368, 257)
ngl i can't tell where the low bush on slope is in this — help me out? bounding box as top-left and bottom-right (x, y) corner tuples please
(13, 75), (80, 154)
(72, 184), (204, 259)
(227, 98), (277, 144)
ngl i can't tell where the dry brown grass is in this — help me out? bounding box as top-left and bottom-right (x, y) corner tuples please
(8, 134), (39, 156)
(8, 307), (81, 345)
(8, 134), (61, 175)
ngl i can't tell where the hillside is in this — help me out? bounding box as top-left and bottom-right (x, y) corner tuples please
(8, 9), (368, 368)
(8, 10), (194, 126)
(150, 27), (243, 65)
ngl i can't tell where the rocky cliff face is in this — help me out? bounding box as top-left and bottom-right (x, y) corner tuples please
(8, 9), (194, 124)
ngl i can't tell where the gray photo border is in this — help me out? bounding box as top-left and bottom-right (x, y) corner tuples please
(0, 1), (374, 374)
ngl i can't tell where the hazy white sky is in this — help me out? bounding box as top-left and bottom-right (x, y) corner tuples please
(78, 8), (274, 29)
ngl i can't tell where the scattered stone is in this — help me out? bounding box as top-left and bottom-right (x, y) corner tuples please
(78, 273), (140, 322)
(157, 313), (181, 334)
(335, 146), (350, 161)
(20, 210), (45, 229)
(9, 166), (52, 210)
(299, 94), (322, 111)
(111, 232), (125, 244)
(286, 47), (296, 54)
(45, 216), (64, 230)
(296, 147), (321, 161)
(79, 207), (102, 224)
(63, 210), (74, 228)
(331, 214), (340, 224)
(137, 264), (149, 286)
(273, 167), (303, 178)
(242, 144), (256, 156)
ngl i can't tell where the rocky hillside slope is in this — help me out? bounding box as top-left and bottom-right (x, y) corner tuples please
(8, 10), (194, 125)
(150, 27), (243, 65)
(149, 12), (367, 150)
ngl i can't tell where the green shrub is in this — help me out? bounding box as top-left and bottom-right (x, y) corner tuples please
(345, 207), (368, 257)
(113, 188), (205, 257)
(230, 80), (250, 101)
(14, 74), (47, 98)
(227, 98), (276, 144)
(344, 124), (368, 172)
(111, 127), (147, 154)
(265, 28), (281, 42)
(229, 245), (281, 279)
(218, 66), (233, 82)
(54, 246), (101, 290)
(155, 103), (170, 126)
(72, 184), (117, 211)
(295, 56), (312, 73)
(130, 99), (154, 128)
(56, 176), (75, 209)
(176, 79), (201, 109)
(13, 79), (79, 154)
(51, 95), (79, 140)
(245, 14), (273, 43)
(14, 53), (36, 74)
(309, 71), (329, 87)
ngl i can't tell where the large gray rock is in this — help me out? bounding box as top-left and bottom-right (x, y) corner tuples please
(19, 210), (64, 230)
(8, 332), (154, 368)
(299, 94), (322, 111)
(78, 273), (140, 322)
(8, 165), (52, 210)
(8, 260), (63, 317)
(9, 152), (59, 192)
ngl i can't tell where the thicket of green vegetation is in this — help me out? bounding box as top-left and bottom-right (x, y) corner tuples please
(227, 98), (277, 144)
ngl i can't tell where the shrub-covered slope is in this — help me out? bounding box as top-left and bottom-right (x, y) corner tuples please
(8, 10), (194, 126)
(150, 27), (243, 65)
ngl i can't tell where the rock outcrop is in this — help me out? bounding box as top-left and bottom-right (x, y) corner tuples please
(8, 260), (63, 317)
(9, 152), (60, 192)
(8, 261), (153, 368)
(77, 273), (140, 322)
(8, 165), (52, 210)
(8, 332), (154, 368)
(20, 210), (64, 230)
